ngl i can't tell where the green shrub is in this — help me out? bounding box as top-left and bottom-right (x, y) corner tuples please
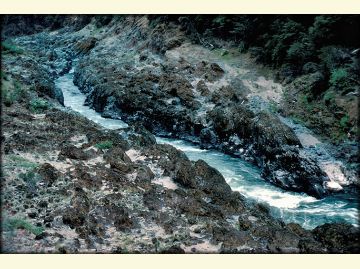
(329, 68), (349, 87)
(1, 41), (24, 54)
(2, 217), (44, 236)
(319, 46), (343, 71)
(2, 87), (16, 106)
(237, 41), (247, 53)
(330, 131), (347, 144)
(95, 140), (113, 150)
(212, 16), (227, 26)
(323, 91), (335, 103)
(1, 80), (27, 106)
(340, 114), (350, 129)
(265, 19), (305, 66)
(287, 38), (314, 65)
(298, 94), (314, 112)
(308, 16), (338, 46)
(29, 98), (50, 113)
(19, 170), (41, 194)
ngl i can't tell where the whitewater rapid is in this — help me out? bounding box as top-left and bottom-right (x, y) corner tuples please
(56, 68), (358, 230)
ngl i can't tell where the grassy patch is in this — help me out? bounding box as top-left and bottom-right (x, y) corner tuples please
(3, 154), (38, 170)
(340, 114), (350, 130)
(4, 155), (38, 170)
(1, 70), (8, 80)
(19, 170), (41, 194)
(2, 217), (44, 236)
(95, 140), (113, 150)
(29, 98), (50, 113)
(299, 94), (314, 112)
(212, 48), (238, 61)
(330, 68), (348, 86)
(1, 79), (27, 106)
(323, 90), (335, 104)
(1, 41), (24, 54)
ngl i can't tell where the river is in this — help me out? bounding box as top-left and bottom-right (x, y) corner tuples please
(56, 67), (358, 230)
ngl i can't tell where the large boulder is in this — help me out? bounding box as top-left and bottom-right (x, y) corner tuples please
(195, 61), (225, 82)
(62, 187), (90, 228)
(59, 144), (92, 160)
(37, 163), (59, 186)
(251, 111), (301, 149)
(208, 105), (330, 198)
(262, 147), (329, 198)
(174, 159), (197, 188)
(194, 159), (232, 197)
(211, 85), (243, 105)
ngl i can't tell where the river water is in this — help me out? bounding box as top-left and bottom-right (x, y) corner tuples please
(56, 68), (358, 230)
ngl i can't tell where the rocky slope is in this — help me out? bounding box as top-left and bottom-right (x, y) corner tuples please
(1, 15), (359, 253)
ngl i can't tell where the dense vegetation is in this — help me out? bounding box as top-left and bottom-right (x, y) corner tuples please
(152, 15), (359, 82)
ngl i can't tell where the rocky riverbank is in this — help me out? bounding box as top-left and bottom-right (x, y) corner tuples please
(1, 15), (359, 253)
(69, 16), (358, 198)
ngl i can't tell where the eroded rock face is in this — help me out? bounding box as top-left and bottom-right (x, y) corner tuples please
(174, 159), (197, 188)
(194, 160), (232, 198)
(213, 224), (255, 249)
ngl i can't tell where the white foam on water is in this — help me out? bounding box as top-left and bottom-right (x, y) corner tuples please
(56, 72), (128, 130)
(156, 137), (208, 153)
(236, 186), (317, 209)
(156, 137), (358, 229)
